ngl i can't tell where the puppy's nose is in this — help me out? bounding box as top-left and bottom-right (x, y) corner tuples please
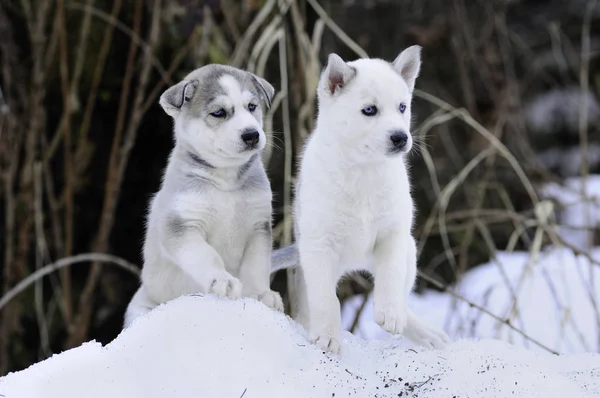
(241, 130), (260, 148)
(389, 131), (408, 149)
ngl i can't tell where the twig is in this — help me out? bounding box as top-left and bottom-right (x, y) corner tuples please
(75, 0), (123, 158)
(417, 271), (560, 355)
(66, 1), (169, 82)
(579, 0), (599, 349)
(349, 290), (371, 333)
(140, 20), (205, 116)
(67, 0), (163, 349)
(220, 0), (240, 41)
(305, 0), (368, 59)
(0, 254), (140, 313)
(33, 162), (51, 357)
(414, 90), (539, 204)
(230, 0), (277, 66)
(279, 31), (293, 246)
(57, 0), (74, 323)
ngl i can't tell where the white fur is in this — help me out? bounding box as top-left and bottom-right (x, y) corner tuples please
(124, 67), (283, 327)
(291, 46), (451, 354)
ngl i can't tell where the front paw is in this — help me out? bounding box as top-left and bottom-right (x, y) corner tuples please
(374, 303), (408, 335)
(405, 319), (451, 350)
(310, 333), (341, 355)
(250, 290), (284, 312)
(209, 273), (242, 299)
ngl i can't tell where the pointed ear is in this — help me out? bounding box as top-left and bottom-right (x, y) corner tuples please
(159, 80), (198, 117)
(392, 45), (422, 92)
(250, 74), (275, 109)
(325, 53), (356, 95)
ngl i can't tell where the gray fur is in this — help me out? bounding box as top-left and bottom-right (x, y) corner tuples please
(239, 167), (269, 191)
(271, 244), (299, 273)
(238, 154), (258, 179)
(160, 64), (275, 119)
(187, 151), (215, 169)
(258, 220), (272, 235)
(166, 215), (188, 237)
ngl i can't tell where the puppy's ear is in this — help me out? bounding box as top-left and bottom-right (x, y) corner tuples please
(250, 74), (275, 109)
(392, 45), (422, 93)
(159, 80), (198, 117)
(325, 53), (356, 95)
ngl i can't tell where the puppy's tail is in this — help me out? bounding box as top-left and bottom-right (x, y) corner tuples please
(271, 244), (299, 273)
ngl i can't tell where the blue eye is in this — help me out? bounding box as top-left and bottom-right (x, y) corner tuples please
(248, 103), (257, 112)
(210, 108), (226, 118)
(399, 103), (407, 113)
(361, 105), (378, 116)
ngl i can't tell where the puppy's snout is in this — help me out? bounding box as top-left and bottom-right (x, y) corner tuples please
(389, 131), (408, 150)
(241, 129), (260, 149)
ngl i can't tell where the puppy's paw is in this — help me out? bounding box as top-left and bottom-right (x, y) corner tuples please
(405, 319), (451, 350)
(310, 334), (341, 355)
(250, 290), (284, 312)
(374, 303), (408, 335)
(209, 273), (242, 299)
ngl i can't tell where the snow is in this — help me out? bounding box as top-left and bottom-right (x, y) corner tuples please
(537, 145), (600, 177)
(3, 178), (600, 397)
(343, 246), (600, 355)
(338, 176), (600, 361)
(525, 87), (600, 135)
(1, 294), (599, 398)
(542, 175), (600, 252)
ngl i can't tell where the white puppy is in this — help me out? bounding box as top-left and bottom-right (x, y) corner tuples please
(273, 46), (451, 354)
(124, 65), (283, 327)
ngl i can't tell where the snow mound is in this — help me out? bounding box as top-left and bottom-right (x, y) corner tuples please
(1, 295), (599, 398)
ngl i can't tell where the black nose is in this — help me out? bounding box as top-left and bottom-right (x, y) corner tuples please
(389, 131), (408, 149)
(241, 130), (260, 148)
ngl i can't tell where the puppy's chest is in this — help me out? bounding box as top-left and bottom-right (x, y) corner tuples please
(203, 191), (268, 240)
(335, 187), (398, 229)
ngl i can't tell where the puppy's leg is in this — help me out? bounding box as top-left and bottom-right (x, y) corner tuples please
(373, 228), (411, 335)
(123, 286), (155, 328)
(299, 243), (342, 354)
(239, 226), (283, 312)
(166, 228), (242, 299)
(403, 236), (451, 349)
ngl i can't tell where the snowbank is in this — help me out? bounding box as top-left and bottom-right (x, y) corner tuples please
(1, 295), (599, 398)
(343, 246), (600, 355)
(542, 175), (600, 252)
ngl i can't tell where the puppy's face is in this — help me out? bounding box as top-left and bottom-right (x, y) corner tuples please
(160, 65), (275, 167)
(317, 46), (422, 162)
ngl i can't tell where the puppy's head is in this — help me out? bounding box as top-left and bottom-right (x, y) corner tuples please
(160, 65), (275, 167)
(316, 45), (422, 161)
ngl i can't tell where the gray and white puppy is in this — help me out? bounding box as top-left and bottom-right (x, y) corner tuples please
(124, 65), (283, 327)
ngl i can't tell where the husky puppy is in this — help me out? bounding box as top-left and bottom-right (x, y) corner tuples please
(272, 46), (451, 354)
(124, 65), (283, 327)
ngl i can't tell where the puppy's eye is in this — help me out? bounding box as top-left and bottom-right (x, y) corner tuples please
(210, 108), (226, 118)
(248, 103), (257, 112)
(399, 103), (407, 113)
(361, 106), (378, 116)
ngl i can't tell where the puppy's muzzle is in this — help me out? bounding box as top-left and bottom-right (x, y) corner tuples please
(389, 130), (408, 153)
(241, 129), (260, 150)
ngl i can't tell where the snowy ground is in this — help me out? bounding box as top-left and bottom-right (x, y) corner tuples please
(341, 176), (600, 356)
(1, 294), (599, 398)
(342, 246), (600, 355)
(3, 179), (600, 397)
